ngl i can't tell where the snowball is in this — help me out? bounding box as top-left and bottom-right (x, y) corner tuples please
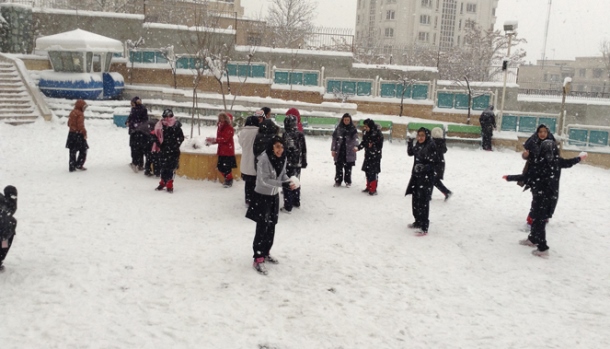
(289, 176), (301, 189)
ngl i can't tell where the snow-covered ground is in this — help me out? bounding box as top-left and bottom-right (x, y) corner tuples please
(1, 118), (610, 348)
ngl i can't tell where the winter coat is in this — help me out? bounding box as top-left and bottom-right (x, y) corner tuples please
(331, 119), (359, 164)
(405, 128), (437, 196)
(216, 121), (235, 157)
(357, 122), (383, 174)
(433, 138), (447, 180)
(246, 143), (290, 225)
(479, 106), (496, 132)
(158, 120), (185, 170)
(127, 100), (149, 135)
(238, 125), (259, 176)
(66, 99), (89, 150)
(0, 186), (17, 241)
(506, 139), (581, 219)
(252, 150), (289, 197)
(253, 119), (279, 159)
(518, 124), (558, 187)
(67, 99), (87, 138)
(282, 119), (307, 169)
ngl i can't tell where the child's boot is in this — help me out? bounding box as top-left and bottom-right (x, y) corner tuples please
(166, 180), (174, 193)
(155, 180), (165, 191)
(369, 180), (378, 195)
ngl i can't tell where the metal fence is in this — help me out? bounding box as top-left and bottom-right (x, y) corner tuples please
(306, 27), (354, 52)
(519, 89), (610, 99)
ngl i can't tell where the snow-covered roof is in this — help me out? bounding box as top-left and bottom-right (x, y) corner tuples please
(352, 63), (438, 73)
(235, 46), (353, 58)
(35, 29), (124, 53)
(143, 23), (235, 35)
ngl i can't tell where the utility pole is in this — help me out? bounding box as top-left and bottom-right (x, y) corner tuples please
(541, 0), (552, 69)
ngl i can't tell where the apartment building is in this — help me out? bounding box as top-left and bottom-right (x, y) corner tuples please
(37, 0), (244, 23)
(518, 57), (610, 94)
(355, 0), (498, 55)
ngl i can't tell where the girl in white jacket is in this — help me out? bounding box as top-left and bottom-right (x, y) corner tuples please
(245, 136), (297, 275)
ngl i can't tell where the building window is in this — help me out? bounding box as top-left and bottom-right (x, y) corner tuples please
(418, 32), (429, 42)
(421, 0), (432, 8)
(357, 15), (360, 24)
(386, 10), (395, 20)
(579, 69), (586, 77)
(466, 3), (477, 13)
(420, 15), (431, 25)
(385, 28), (394, 37)
(458, 19), (462, 30)
(383, 45), (393, 54)
(593, 69), (604, 78)
(247, 35), (262, 46)
(387, 0), (397, 3)
(492, 7), (496, 16)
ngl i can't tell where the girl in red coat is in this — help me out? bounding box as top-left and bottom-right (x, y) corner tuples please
(207, 112), (237, 187)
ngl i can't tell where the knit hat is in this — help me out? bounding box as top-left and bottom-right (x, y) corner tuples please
(431, 127), (444, 139)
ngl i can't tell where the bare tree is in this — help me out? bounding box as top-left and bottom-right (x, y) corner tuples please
(228, 47), (256, 111)
(159, 45), (184, 89)
(396, 75), (419, 117)
(125, 37), (144, 85)
(439, 20), (526, 81)
(332, 87), (351, 103)
(600, 39), (610, 82)
(180, 7), (235, 137)
(267, 0), (317, 48)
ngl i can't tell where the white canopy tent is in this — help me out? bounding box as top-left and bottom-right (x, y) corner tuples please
(35, 29), (123, 73)
(35, 29), (123, 53)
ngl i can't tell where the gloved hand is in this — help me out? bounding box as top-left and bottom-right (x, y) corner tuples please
(301, 162), (307, 169)
(502, 175), (508, 181)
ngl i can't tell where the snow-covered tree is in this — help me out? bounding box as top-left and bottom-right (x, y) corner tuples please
(180, 8), (234, 137)
(159, 45), (183, 89)
(125, 37), (144, 84)
(439, 20), (526, 81)
(600, 39), (610, 81)
(266, 0), (317, 48)
(227, 46), (257, 111)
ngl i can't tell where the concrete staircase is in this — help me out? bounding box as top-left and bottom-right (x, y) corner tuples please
(0, 61), (41, 125)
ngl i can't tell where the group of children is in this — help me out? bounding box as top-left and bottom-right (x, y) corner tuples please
(123, 97), (185, 192)
(504, 124), (587, 257)
(54, 100), (589, 276)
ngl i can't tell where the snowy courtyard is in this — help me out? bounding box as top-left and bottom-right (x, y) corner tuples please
(1, 118), (610, 348)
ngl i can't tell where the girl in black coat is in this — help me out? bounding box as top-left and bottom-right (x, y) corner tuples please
(281, 115), (307, 212)
(405, 127), (437, 235)
(356, 119), (383, 195)
(127, 96), (149, 172)
(153, 109), (184, 193)
(479, 105), (496, 151)
(431, 127), (452, 200)
(0, 185), (17, 272)
(504, 139), (586, 257)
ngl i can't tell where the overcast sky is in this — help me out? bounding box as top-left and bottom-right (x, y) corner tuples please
(242, 0), (610, 62)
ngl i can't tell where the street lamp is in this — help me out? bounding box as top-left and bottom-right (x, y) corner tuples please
(498, 20), (518, 130)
